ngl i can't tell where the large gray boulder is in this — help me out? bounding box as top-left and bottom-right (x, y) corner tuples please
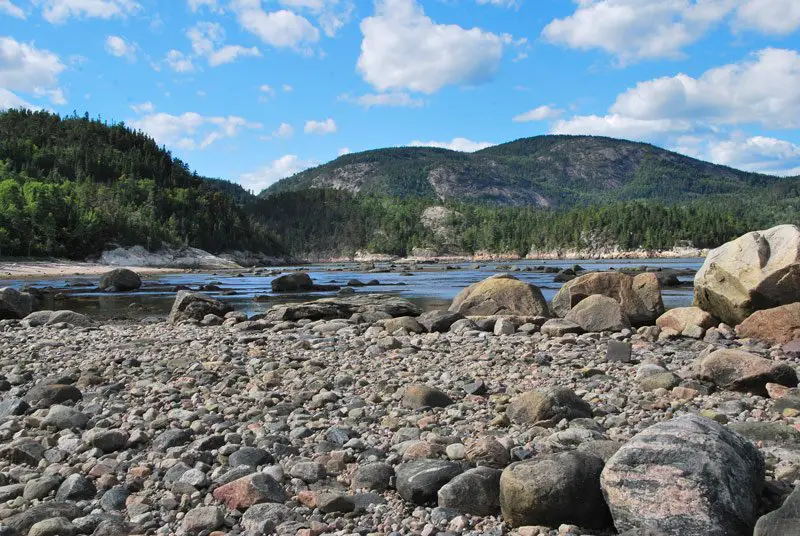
(696, 349), (798, 396)
(552, 272), (664, 326)
(499, 451), (612, 529)
(438, 467), (501, 517)
(601, 415), (765, 535)
(565, 294), (631, 332)
(449, 274), (550, 317)
(271, 272), (313, 292)
(169, 291), (232, 324)
(99, 268), (141, 292)
(694, 224), (800, 326)
(0, 287), (39, 319)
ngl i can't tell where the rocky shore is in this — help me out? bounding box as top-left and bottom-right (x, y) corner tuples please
(0, 226), (798, 536)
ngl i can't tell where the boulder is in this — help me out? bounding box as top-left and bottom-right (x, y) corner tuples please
(754, 485), (800, 536)
(271, 272), (313, 292)
(267, 294), (420, 321)
(417, 310), (464, 333)
(402, 384), (453, 409)
(395, 459), (464, 505)
(697, 349), (798, 395)
(656, 307), (716, 333)
(449, 275), (549, 317)
(0, 287), (39, 319)
(98, 268), (141, 292)
(21, 310), (55, 327)
(565, 294), (631, 332)
(551, 272), (664, 326)
(694, 225), (800, 325)
(383, 316), (425, 334)
(438, 467), (501, 517)
(736, 302), (800, 345)
(500, 451), (612, 529)
(506, 387), (591, 426)
(601, 415), (765, 535)
(540, 318), (582, 337)
(45, 311), (93, 327)
(168, 291), (232, 324)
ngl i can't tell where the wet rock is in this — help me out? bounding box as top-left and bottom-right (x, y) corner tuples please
(697, 349), (798, 395)
(99, 269), (142, 292)
(271, 272), (313, 292)
(601, 415), (764, 535)
(402, 383), (453, 409)
(449, 275), (550, 317)
(736, 302), (800, 345)
(268, 294), (420, 321)
(500, 451), (612, 529)
(438, 466), (501, 516)
(506, 387), (592, 426)
(396, 459), (464, 505)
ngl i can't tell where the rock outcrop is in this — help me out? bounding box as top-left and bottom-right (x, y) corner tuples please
(449, 274), (549, 317)
(694, 224), (800, 325)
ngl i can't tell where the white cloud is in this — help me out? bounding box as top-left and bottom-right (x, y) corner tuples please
(259, 84), (275, 97)
(34, 0), (140, 23)
(209, 45), (261, 66)
(0, 37), (65, 105)
(105, 35), (136, 61)
(304, 118), (337, 134)
(676, 133), (800, 176)
(231, 0), (320, 51)
(278, 0), (354, 37)
(338, 147), (351, 156)
(611, 48), (800, 129)
(340, 91), (425, 108)
(513, 105), (564, 122)
(735, 0), (800, 35)
(0, 0), (25, 18)
(188, 0), (223, 13)
(129, 112), (261, 151)
(282, 84), (293, 92)
(130, 101), (154, 114)
(358, 0), (506, 94)
(187, 22), (261, 67)
(239, 154), (316, 191)
(0, 88), (37, 110)
(410, 137), (495, 152)
(551, 114), (693, 140)
(163, 49), (195, 73)
(476, 0), (519, 7)
(272, 122), (294, 138)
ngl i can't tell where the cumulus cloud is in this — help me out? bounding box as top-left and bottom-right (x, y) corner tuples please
(512, 105), (564, 122)
(239, 154), (316, 192)
(129, 112), (261, 150)
(735, 0), (800, 35)
(0, 88), (37, 110)
(304, 118), (337, 134)
(105, 35), (137, 61)
(272, 122), (294, 139)
(231, 0), (320, 51)
(551, 114), (693, 141)
(676, 133), (800, 176)
(357, 0), (506, 94)
(188, 0), (223, 13)
(340, 92), (425, 108)
(34, 0), (139, 23)
(278, 0), (354, 37)
(130, 101), (154, 114)
(187, 22), (261, 67)
(163, 50), (195, 73)
(0, 36), (65, 105)
(0, 0), (25, 18)
(410, 137), (495, 152)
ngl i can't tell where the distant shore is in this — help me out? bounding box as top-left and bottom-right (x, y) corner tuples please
(0, 260), (185, 280)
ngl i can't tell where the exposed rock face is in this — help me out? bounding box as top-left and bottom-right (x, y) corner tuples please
(0, 287), (39, 320)
(168, 291), (232, 324)
(267, 294), (421, 321)
(697, 349), (798, 395)
(551, 272), (664, 326)
(449, 275), (550, 317)
(271, 272), (313, 292)
(736, 302), (800, 345)
(506, 387), (592, 426)
(500, 452), (612, 529)
(98, 268), (141, 292)
(565, 294), (631, 332)
(601, 415), (765, 536)
(656, 306), (716, 333)
(694, 225), (800, 325)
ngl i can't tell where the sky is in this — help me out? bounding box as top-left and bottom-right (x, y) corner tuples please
(1, 0), (800, 193)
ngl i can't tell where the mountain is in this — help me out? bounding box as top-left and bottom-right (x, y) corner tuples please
(262, 135), (794, 207)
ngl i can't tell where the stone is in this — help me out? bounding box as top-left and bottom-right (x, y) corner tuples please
(506, 387), (592, 426)
(241, 503), (293, 534)
(229, 446), (273, 468)
(24, 383), (81, 408)
(565, 294), (631, 332)
(24, 476), (61, 500)
(449, 275), (550, 317)
(0, 396), (29, 418)
(168, 291), (232, 324)
(540, 318), (582, 337)
(438, 467), (501, 517)
(656, 307), (716, 333)
(606, 341), (632, 363)
(0, 287), (39, 319)
(395, 459), (464, 505)
(99, 486), (129, 511)
(83, 429), (128, 453)
(56, 474), (96, 501)
(384, 316), (425, 334)
(267, 294), (421, 321)
(2, 503), (83, 535)
(316, 492), (355, 514)
(41, 405), (88, 430)
(0, 437), (45, 465)
(417, 310), (465, 333)
(727, 422), (800, 447)
(465, 437), (510, 469)
(28, 517), (77, 536)
(754, 485), (800, 536)
(99, 268), (141, 292)
(639, 372), (681, 391)
(352, 463), (394, 491)
(736, 302), (800, 345)
(552, 272), (664, 326)
(500, 451), (612, 529)
(271, 272), (313, 292)
(182, 506), (224, 534)
(697, 349), (798, 395)
(493, 318), (516, 335)
(402, 384), (453, 409)
(288, 461), (326, 483)
(212, 473), (286, 510)
(22, 310), (54, 327)
(153, 428), (192, 451)
(601, 415), (765, 535)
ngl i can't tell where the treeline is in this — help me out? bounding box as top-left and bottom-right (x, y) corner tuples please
(0, 109), (281, 258)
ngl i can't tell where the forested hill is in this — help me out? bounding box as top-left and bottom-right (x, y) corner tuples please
(0, 109), (281, 258)
(262, 135), (794, 207)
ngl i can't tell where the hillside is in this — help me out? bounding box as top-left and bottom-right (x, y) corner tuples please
(263, 135), (794, 207)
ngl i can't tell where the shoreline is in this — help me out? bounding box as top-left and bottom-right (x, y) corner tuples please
(0, 260), (188, 280)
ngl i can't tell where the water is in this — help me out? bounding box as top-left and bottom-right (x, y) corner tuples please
(0, 258), (703, 320)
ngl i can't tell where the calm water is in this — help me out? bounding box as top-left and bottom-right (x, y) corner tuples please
(0, 258), (703, 320)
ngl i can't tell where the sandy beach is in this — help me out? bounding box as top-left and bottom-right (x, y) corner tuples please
(0, 260), (184, 280)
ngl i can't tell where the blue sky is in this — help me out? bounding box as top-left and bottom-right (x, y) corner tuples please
(2, 0), (799, 192)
